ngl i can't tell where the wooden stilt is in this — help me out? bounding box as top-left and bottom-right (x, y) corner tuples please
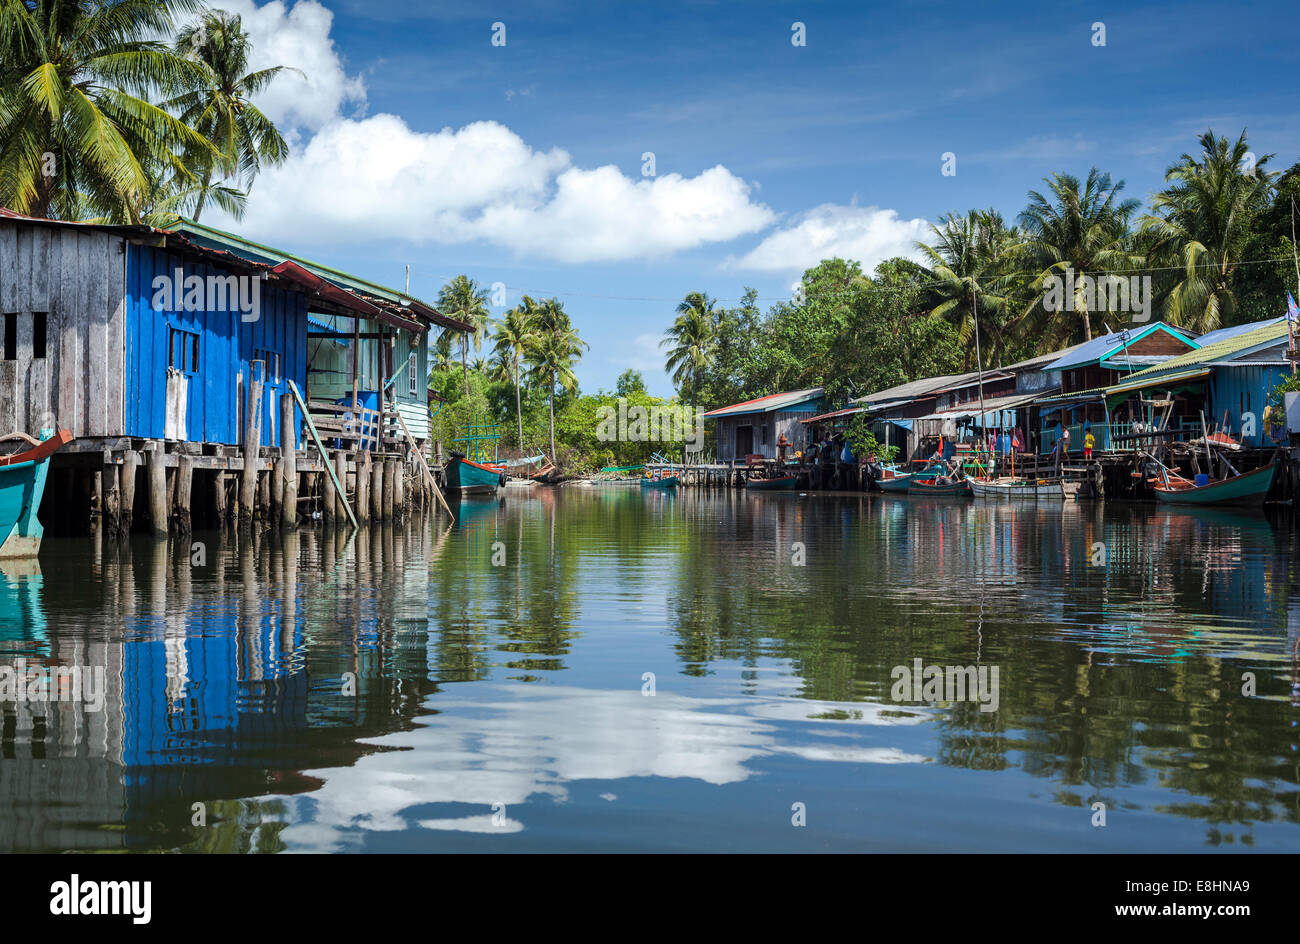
(147, 446), (167, 536)
(393, 460), (405, 520)
(371, 453), (384, 521)
(356, 450), (371, 524)
(382, 458), (396, 520)
(335, 450), (349, 523)
(174, 454), (194, 534)
(102, 450), (120, 537)
(120, 450), (139, 533)
(240, 372), (264, 523)
(213, 470), (227, 524)
(323, 461), (336, 528)
(281, 391), (297, 529)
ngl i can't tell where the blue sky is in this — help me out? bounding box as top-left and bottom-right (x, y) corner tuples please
(216, 0), (1299, 398)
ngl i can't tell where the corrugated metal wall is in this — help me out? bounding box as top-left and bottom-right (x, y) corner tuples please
(0, 221), (126, 438)
(1211, 365), (1290, 446)
(125, 244), (307, 447)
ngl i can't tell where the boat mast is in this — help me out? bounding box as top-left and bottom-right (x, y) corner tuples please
(971, 284), (988, 470)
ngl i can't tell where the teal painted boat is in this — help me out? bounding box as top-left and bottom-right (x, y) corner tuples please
(0, 429), (72, 559)
(746, 474), (799, 490)
(877, 464), (940, 493)
(909, 475), (972, 498)
(641, 475), (679, 489)
(1152, 460), (1278, 507)
(444, 453), (507, 496)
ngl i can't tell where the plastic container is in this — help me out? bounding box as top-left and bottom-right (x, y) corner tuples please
(1194, 473), (1210, 487)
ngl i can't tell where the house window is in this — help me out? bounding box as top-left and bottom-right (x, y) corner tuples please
(761, 425), (769, 446)
(254, 347), (281, 384)
(2, 313), (14, 360)
(32, 313), (46, 358)
(168, 326), (200, 374)
(409, 350), (418, 397)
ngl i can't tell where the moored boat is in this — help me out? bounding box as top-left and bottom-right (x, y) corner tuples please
(745, 474), (799, 490)
(969, 477), (1070, 500)
(640, 474), (679, 489)
(909, 475), (972, 498)
(444, 452), (507, 496)
(1150, 459), (1278, 507)
(0, 429), (73, 559)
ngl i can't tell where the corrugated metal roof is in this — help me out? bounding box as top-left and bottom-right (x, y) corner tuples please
(1193, 316), (1286, 348)
(1036, 366), (1213, 403)
(799, 406), (865, 424)
(914, 391), (1047, 420)
(703, 387), (823, 418)
(1125, 320), (1291, 381)
(1043, 322), (1196, 371)
(1004, 342), (1086, 371)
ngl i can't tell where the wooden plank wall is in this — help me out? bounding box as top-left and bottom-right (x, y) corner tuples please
(0, 220), (126, 438)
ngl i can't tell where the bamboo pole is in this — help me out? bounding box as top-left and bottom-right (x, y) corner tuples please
(286, 379), (358, 529)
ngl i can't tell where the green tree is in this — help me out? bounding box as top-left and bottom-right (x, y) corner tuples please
(615, 369), (646, 397)
(917, 209), (1019, 369)
(662, 291), (717, 402)
(492, 301), (536, 452)
(0, 0), (215, 221)
(1014, 168), (1142, 345)
(436, 275), (491, 398)
(167, 9), (296, 221)
(526, 298), (587, 463)
(1141, 129), (1278, 333)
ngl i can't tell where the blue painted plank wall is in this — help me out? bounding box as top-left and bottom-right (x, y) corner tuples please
(125, 245), (306, 447)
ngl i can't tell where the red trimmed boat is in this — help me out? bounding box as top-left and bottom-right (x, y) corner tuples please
(1, 429), (73, 558)
(444, 452), (507, 496)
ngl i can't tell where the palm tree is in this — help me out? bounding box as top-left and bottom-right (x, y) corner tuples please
(1014, 168), (1142, 344)
(662, 292), (717, 401)
(1140, 130), (1277, 333)
(526, 298), (586, 463)
(0, 0), (215, 222)
(492, 302), (536, 452)
(167, 10), (297, 221)
(436, 275), (491, 398)
(917, 210), (1017, 369)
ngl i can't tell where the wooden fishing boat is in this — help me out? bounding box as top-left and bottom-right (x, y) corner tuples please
(876, 464), (941, 493)
(640, 474), (679, 489)
(0, 429), (72, 559)
(909, 475), (972, 498)
(1150, 460), (1278, 507)
(970, 477), (1070, 500)
(745, 474), (799, 490)
(444, 452), (507, 495)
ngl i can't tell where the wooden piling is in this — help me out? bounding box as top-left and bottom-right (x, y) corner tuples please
(356, 450), (370, 524)
(102, 451), (120, 537)
(322, 462), (336, 528)
(120, 450), (139, 533)
(382, 458), (396, 520)
(393, 461), (405, 520)
(335, 450), (349, 523)
(213, 470), (227, 524)
(147, 446), (167, 535)
(240, 373), (263, 523)
(371, 454), (384, 521)
(280, 392), (297, 529)
(174, 454), (194, 534)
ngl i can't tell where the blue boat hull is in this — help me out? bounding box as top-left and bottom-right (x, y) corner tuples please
(0, 432), (65, 559)
(445, 455), (506, 495)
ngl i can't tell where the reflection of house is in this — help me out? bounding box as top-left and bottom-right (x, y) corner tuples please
(703, 388), (824, 461)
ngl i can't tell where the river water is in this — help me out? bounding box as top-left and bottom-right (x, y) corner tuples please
(2, 486), (1298, 852)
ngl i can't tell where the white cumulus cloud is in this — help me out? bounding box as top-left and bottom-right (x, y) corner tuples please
(208, 3), (774, 263)
(727, 203), (932, 274)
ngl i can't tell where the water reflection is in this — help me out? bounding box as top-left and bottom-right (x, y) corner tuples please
(0, 490), (1297, 852)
